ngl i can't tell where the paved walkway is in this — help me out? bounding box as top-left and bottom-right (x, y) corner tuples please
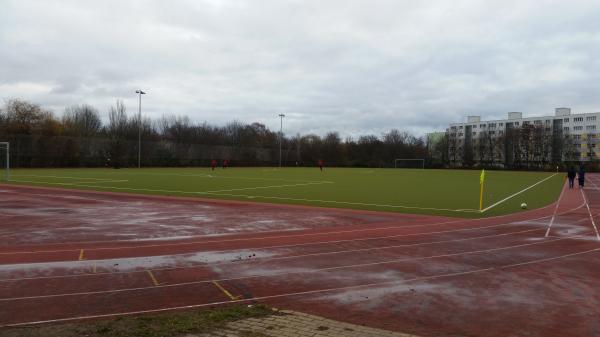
(187, 310), (418, 337)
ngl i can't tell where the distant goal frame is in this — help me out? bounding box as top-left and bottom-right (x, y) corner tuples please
(0, 142), (9, 182)
(394, 158), (425, 169)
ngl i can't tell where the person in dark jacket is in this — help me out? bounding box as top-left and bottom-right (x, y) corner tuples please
(567, 167), (576, 188)
(578, 165), (586, 188)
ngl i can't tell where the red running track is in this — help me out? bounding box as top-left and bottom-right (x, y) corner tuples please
(0, 179), (599, 337)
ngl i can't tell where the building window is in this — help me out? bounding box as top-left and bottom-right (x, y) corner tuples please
(534, 120), (542, 125)
(489, 123), (496, 128)
(587, 125), (596, 130)
(490, 131), (495, 135)
(499, 123), (503, 126)
(499, 130), (503, 134)
(564, 127), (570, 131)
(473, 132), (477, 136)
(545, 120), (551, 125)
(574, 117), (584, 122)
(459, 126), (463, 129)
(575, 144), (582, 148)
(587, 116), (597, 121)
(514, 122), (519, 126)
(480, 124), (486, 128)
(574, 134), (582, 139)
(564, 118), (569, 122)
(574, 126), (583, 131)
(458, 133), (463, 136)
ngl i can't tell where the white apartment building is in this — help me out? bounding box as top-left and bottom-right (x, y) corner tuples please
(447, 107), (600, 166)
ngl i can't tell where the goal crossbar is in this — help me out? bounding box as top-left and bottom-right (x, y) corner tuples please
(394, 158), (425, 169)
(0, 142), (9, 182)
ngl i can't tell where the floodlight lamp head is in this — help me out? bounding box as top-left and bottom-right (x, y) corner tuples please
(136, 90), (146, 94)
(279, 114), (285, 118)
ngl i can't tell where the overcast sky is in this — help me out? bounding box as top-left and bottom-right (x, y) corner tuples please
(1, 0), (599, 137)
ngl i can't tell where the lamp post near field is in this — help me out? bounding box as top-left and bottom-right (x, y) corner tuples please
(278, 114), (285, 168)
(135, 90), (146, 168)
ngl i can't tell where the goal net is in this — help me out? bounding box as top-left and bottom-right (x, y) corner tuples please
(0, 142), (9, 182)
(394, 158), (425, 169)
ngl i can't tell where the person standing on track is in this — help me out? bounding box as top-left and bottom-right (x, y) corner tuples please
(317, 159), (324, 172)
(578, 165), (586, 188)
(210, 159), (217, 171)
(567, 166), (576, 189)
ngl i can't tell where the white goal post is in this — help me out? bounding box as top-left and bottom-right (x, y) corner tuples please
(394, 158), (425, 169)
(0, 142), (9, 182)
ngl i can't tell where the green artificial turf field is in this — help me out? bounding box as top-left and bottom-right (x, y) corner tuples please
(3, 167), (564, 218)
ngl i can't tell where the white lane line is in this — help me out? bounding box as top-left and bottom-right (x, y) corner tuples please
(481, 173), (558, 213)
(0, 226), (549, 282)
(203, 181), (334, 193)
(4, 245), (599, 327)
(0, 230), (577, 302)
(8, 179), (481, 212)
(0, 187), (567, 252)
(545, 180), (568, 237)
(579, 189), (600, 241)
(0, 200), (587, 259)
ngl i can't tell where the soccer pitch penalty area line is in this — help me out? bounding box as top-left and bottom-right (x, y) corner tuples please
(480, 173), (558, 213)
(202, 181), (334, 193)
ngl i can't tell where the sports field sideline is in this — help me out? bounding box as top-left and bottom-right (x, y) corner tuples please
(3, 167), (563, 217)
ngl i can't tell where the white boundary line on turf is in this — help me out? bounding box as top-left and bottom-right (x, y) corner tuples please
(12, 174), (125, 181)
(481, 173), (558, 213)
(0, 198), (586, 257)
(7, 246), (599, 327)
(579, 189), (600, 241)
(7, 179), (481, 213)
(0, 230), (583, 302)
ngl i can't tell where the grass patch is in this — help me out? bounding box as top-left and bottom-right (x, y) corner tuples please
(0, 305), (276, 337)
(5, 167), (564, 217)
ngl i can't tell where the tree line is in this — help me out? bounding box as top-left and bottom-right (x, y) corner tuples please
(0, 98), (428, 168)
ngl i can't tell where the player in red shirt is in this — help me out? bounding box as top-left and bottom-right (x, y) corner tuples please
(210, 159), (217, 171)
(317, 159), (324, 172)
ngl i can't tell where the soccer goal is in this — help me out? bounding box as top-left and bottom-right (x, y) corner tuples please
(394, 158), (425, 169)
(0, 142), (9, 182)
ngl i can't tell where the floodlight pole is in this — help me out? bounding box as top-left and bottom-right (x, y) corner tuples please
(135, 90), (146, 168)
(278, 114), (285, 168)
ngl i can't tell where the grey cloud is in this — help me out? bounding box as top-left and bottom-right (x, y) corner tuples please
(1, 0), (600, 137)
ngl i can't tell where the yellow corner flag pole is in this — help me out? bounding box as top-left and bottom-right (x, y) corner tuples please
(479, 169), (485, 211)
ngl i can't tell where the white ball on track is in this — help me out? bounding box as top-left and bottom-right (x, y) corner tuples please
(520, 203), (528, 209)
